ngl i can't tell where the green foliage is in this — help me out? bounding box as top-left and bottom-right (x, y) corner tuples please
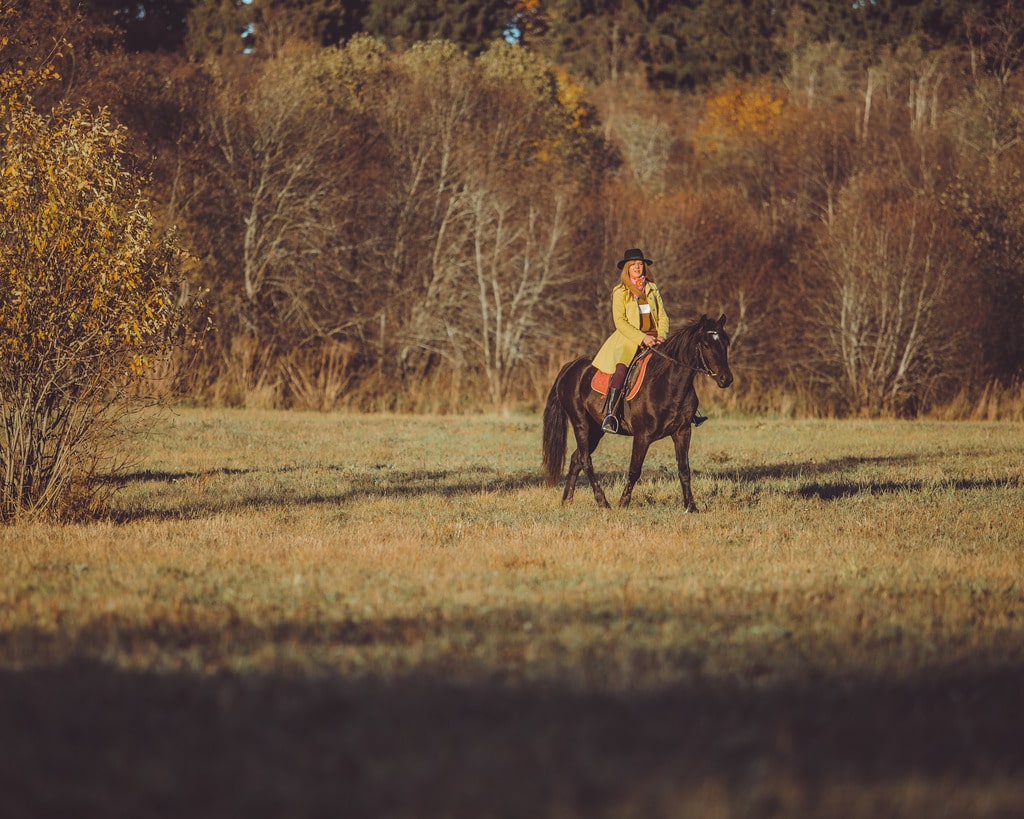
(184, 0), (251, 60)
(524, 0), (1010, 90)
(360, 0), (508, 55)
(780, 0), (1000, 51)
(0, 68), (199, 519)
(87, 0), (198, 52)
(675, 0), (786, 87)
(526, 0), (788, 89)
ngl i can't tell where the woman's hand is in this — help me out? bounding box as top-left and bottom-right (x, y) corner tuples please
(642, 333), (662, 348)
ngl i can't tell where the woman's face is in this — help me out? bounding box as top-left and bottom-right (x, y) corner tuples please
(627, 260), (645, 281)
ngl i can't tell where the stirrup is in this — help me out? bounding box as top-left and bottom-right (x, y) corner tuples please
(693, 414), (708, 428)
(602, 414), (620, 433)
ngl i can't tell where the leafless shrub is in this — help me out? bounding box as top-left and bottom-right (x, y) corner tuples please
(810, 176), (976, 415)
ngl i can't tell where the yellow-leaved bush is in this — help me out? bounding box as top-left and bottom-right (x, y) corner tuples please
(0, 86), (202, 520)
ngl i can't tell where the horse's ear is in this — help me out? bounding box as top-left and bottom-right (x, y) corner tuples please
(699, 313), (708, 326)
(718, 313), (727, 327)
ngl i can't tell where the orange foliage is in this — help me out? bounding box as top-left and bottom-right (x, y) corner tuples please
(696, 79), (786, 154)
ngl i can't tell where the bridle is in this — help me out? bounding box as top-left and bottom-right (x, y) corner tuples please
(643, 330), (720, 377)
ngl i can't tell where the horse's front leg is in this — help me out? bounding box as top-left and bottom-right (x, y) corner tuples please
(671, 426), (697, 512)
(619, 434), (652, 508)
(564, 421), (610, 508)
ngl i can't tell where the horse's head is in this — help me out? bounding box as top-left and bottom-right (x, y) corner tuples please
(696, 314), (733, 389)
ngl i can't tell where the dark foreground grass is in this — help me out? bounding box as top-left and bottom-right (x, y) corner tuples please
(0, 410), (1022, 818)
(2, 661), (1021, 818)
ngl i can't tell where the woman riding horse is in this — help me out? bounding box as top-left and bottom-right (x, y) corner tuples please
(543, 311), (733, 510)
(592, 248), (706, 433)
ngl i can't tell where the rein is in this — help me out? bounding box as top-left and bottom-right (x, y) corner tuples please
(643, 337), (717, 377)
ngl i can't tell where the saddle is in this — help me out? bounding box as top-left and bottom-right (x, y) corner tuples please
(590, 350), (653, 400)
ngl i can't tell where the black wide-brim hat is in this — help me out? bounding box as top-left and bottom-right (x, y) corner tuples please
(616, 248), (654, 269)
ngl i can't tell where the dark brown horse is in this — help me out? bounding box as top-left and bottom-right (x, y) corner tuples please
(542, 314), (733, 510)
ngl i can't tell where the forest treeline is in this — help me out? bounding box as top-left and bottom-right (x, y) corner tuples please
(5, 0), (1024, 417)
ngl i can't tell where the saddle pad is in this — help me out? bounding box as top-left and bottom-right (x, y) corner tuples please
(590, 353), (651, 401)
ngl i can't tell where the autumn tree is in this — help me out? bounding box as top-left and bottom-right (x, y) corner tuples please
(0, 21), (200, 519)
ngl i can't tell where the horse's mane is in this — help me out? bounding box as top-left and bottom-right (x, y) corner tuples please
(651, 316), (729, 373)
(659, 318), (704, 362)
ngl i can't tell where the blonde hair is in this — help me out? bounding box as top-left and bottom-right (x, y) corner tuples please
(620, 261), (653, 301)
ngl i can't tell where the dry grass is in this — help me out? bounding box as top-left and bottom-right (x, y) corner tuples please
(1, 409), (1022, 818)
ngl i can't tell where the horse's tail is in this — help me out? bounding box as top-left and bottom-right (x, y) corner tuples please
(541, 367), (570, 486)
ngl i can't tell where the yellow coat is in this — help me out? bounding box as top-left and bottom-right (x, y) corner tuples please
(592, 282), (670, 374)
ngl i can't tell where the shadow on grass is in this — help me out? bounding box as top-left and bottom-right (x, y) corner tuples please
(711, 454), (919, 483)
(100, 466), (255, 486)
(103, 464), (553, 523)
(795, 475), (1022, 501)
(707, 455), (1022, 502)
(101, 452), (1023, 522)
(0, 639), (1021, 819)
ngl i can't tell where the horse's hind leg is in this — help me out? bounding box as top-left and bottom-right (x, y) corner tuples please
(563, 421), (609, 508)
(562, 446), (584, 504)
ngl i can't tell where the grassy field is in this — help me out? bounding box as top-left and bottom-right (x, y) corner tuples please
(1, 408), (1022, 818)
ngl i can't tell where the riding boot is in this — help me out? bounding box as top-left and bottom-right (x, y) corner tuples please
(601, 386), (623, 433)
(693, 406), (708, 427)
